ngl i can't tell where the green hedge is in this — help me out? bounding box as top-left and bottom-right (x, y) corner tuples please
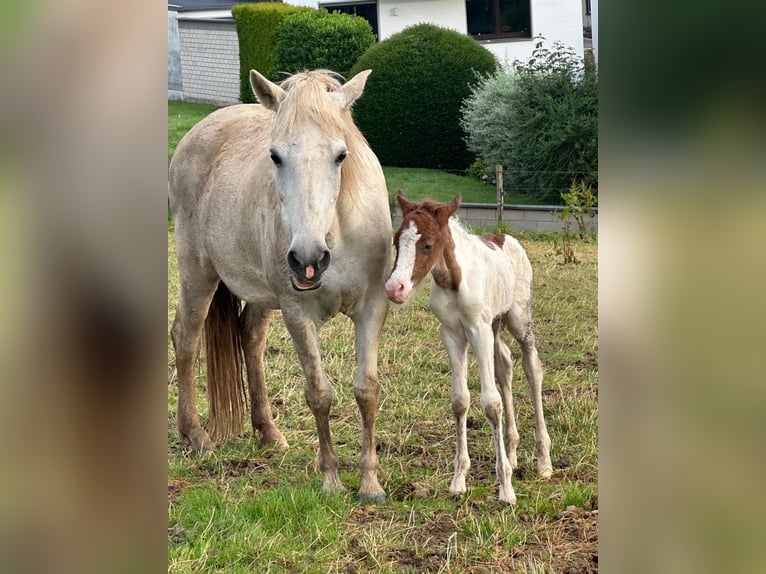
(232, 2), (310, 103)
(272, 9), (375, 80)
(349, 24), (497, 170)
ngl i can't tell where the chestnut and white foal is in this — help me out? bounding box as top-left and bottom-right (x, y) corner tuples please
(385, 191), (553, 504)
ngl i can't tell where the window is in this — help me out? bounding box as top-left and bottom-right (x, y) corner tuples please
(320, 2), (379, 38)
(466, 0), (531, 39)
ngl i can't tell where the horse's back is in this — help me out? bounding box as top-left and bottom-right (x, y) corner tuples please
(169, 104), (271, 215)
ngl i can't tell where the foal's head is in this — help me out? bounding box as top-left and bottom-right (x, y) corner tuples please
(385, 190), (461, 304)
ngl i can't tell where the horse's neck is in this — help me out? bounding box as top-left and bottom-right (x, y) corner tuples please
(431, 219), (464, 292)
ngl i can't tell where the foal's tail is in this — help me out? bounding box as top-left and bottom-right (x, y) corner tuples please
(204, 281), (248, 443)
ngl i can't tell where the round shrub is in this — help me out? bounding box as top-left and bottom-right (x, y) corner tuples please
(272, 9), (375, 80)
(349, 23), (497, 170)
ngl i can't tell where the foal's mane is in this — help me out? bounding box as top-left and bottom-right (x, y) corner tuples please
(273, 70), (379, 198)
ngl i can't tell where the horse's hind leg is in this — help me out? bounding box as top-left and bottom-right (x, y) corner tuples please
(508, 303), (553, 478)
(493, 318), (520, 469)
(171, 275), (219, 452)
(241, 304), (288, 448)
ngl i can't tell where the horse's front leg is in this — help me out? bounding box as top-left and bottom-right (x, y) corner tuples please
(350, 290), (389, 504)
(283, 308), (344, 492)
(466, 322), (517, 504)
(440, 325), (470, 497)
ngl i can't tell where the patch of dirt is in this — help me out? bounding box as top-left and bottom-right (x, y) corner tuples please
(167, 478), (189, 501)
(196, 457), (268, 478)
(510, 505), (599, 574)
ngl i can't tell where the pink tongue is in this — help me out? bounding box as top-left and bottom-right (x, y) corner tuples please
(305, 265), (315, 279)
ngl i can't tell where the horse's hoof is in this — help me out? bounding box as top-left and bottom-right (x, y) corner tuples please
(357, 491), (387, 505)
(181, 429), (216, 453)
(259, 429), (289, 450)
(539, 468), (553, 479)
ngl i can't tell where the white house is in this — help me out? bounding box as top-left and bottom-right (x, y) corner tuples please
(169, 0), (588, 103)
(303, 0), (585, 64)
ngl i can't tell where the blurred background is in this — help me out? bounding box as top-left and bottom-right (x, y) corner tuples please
(0, 0), (764, 572)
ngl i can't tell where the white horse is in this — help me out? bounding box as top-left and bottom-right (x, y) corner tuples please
(385, 191), (552, 504)
(169, 70), (392, 502)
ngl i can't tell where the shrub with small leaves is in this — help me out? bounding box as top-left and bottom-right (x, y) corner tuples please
(272, 9), (375, 80)
(350, 23), (497, 170)
(462, 37), (598, 203)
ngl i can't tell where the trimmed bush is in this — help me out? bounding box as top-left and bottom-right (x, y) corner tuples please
(349, 23), (497, 170)
(272, 9), (375, 80)
(232, 2), (310, 103)
(462, 39), (598, 203)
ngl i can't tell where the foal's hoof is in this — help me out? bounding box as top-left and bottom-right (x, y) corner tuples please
(357, 491), (387, 505)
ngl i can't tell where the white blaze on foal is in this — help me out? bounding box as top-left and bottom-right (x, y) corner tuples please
(385, 190), (553, 504)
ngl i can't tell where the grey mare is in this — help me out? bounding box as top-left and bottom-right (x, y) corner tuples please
(169, 70), (392, 502)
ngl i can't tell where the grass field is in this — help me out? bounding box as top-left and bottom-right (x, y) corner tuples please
(167, 99), (597, 572)
(167, 230), (598, 573)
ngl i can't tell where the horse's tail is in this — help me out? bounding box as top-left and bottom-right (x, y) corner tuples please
(204, 281), (248, 443)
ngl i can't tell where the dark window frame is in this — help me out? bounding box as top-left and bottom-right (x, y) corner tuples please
(318, 1), (379, 38)
(466, 0), (532, 41)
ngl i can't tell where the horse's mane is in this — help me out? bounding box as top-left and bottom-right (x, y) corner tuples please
(273, 70), (381, 198)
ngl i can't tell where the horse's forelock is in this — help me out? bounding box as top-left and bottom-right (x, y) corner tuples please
(272, 70), (377, 200)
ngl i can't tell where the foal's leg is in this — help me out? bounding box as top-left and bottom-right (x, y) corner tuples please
(349, 290), (389, 503)
(466, 323), (516, 504)
(509, 302), (553, 478)
(240, 304), (288, 448)
(171, 271), (219, 452)
(282, 307), (344, 492)
(493, 319), (520, 469)
(441, 326), (471, 496)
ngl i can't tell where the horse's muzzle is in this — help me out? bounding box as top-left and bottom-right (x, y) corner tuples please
(287, 249), (331, 291)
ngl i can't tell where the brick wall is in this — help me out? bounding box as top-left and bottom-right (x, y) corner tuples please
(177, 18), (240, 105)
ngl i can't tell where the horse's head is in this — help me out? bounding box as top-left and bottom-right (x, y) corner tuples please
(385, 190), (461, 304)
(250, 69), (372, 292)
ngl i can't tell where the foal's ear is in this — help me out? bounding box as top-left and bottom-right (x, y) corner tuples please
(396, 189), (416, 216)
(250, 70), (286, 112)
(435, 194), (461, 225)
(332, 69), (372, 109)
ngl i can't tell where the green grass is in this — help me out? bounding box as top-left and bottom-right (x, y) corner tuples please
(168, 100), (219, 161)
(168, 229), (598, 572)
(167, 100), (546, 204)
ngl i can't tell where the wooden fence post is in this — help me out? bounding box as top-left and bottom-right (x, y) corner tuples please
(495, 164), (504, 225)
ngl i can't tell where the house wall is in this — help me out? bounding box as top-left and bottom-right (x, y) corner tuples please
(177, 17), (241, 105)
(319, 0), (583, 66)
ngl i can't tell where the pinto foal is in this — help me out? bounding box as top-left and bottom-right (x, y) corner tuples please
(385, 191), (552, 504)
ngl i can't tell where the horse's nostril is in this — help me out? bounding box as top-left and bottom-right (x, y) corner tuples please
(287, 250), (301, 272)
(319, 250), (332, 271)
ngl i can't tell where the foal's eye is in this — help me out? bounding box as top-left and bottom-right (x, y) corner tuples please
(335, 151), (347, 165)
(270, 152), (282, 166)
(423, 243), (433, 253)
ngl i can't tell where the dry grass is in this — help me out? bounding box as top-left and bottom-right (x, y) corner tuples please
(168, 229), (597, 573)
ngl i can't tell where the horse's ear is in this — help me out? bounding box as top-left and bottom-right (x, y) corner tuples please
(250, 70), (286, 112)
(435, 194), (461, 225)
(396, 189), (415, 217)
(333, 69), (372, 109)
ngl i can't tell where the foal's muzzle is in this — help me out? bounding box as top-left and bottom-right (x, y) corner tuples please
(287, 249), (332, 291)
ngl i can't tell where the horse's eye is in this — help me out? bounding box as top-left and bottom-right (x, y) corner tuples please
(423, 243), (433, 253)
(335, 151), (347, 165)
(270, 152), (282, 166)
